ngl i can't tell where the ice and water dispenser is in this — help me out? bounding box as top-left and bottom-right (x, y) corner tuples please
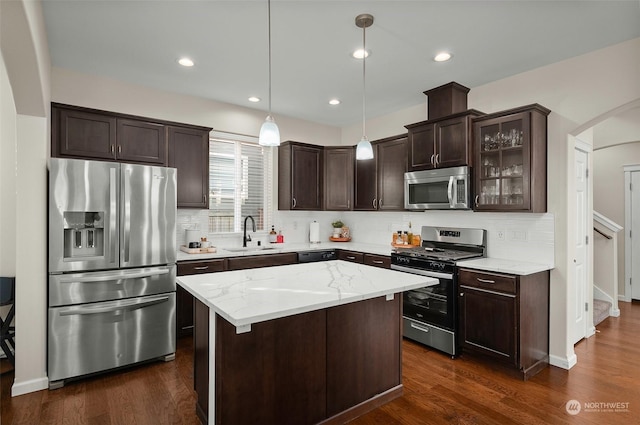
(63, 211), (105, 259)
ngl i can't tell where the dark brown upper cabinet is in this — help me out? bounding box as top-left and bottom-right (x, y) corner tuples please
(354, 135), (407, 211)
(405, 110), (483, 171)
(53, 104), (167, 164)
(116, 118), (166, 164)
(324, 147), (354, 211)
(52, 103), (213, 209)
(168, 126), (211, 209)
(55, 107), (117, 160)
(278, 141), (323, 210)
(472, 104), (550, 213)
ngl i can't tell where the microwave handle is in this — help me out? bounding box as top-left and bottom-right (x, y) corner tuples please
(447, 176), (454, 206)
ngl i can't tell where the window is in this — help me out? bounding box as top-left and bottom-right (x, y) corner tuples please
(208, 132), (273, 233)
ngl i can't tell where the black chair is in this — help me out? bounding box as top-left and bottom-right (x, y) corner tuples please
(0, 276), (15, 368)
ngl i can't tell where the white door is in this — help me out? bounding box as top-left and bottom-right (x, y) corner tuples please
(632, 171), (640, 300)
(573, 148), (589, 344)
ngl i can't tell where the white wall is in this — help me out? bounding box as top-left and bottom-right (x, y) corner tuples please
(0, 42), (18, 332)
(1, 0), (51, 396)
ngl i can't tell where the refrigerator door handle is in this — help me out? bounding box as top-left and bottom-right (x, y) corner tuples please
(123, 168), (131, 263)
(58, 268), (170, 284)
(109, 167), (118, 265)
(58, 295), (170, 316)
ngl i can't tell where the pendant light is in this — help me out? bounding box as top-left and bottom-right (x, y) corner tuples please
(259, 0), (280, 146)
(355, 14), (374, 160)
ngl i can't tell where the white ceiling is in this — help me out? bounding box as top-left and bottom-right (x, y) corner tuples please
(41, 0), (640, 128)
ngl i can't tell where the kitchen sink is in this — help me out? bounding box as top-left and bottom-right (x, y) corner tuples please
(223, 246), (276, 253)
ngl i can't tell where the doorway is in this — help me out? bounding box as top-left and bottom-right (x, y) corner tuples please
(624, 166), (640, 301)
(573, 142), (592, 344)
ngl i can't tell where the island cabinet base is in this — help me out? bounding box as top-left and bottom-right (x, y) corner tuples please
(194, 295), (403, 425)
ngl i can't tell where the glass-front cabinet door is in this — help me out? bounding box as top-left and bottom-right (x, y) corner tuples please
(473, 104), (550, 213)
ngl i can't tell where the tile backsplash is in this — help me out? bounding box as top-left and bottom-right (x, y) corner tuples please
(177, 209), (555, 266)
(273, 210), (555, 265)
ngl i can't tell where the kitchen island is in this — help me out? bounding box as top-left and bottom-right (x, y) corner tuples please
(177, 260), (436, 425)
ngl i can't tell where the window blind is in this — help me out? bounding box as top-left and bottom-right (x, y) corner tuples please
(208, 133), (273, 233)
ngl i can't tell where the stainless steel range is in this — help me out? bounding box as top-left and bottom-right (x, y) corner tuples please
(391, 226), (486, 357)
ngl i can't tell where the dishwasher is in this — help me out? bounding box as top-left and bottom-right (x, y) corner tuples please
(297, 250), (337, 263)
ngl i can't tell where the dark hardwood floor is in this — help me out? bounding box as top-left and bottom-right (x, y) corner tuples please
(2, 302), (639, 424)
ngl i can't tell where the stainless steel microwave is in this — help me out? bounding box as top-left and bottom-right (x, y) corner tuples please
(404, 166), (471, 210)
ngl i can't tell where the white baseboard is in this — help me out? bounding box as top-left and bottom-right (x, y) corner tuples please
(618, 294), (631, 302)
(549, 353), (577, 370)
(586, 326), (596, 337)
(11, 376), (48, 397)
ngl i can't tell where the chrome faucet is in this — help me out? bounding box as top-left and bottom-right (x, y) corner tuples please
(243, 215), (256, 247)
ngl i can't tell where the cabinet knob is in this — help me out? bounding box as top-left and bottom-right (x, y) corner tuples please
(430, 154), (435, 167)
(435, 154), (440, 166)
(459, 293), (464, 297)
(474, 195), (479, 207)
(372, 198), (377, 209)
(292, 197), (297, 208)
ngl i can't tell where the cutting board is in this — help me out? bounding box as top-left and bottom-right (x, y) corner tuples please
(180, 245), (217, 254)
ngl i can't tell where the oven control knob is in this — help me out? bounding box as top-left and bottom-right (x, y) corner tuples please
(429, 261), (445, 271)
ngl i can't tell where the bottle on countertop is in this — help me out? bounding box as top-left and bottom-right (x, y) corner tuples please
(402, 231), (408, 245)
(276, 230), (284, 243)
(269, 225), (277, 243)
(407, 222), (414, 245)
(395, 231), (403, 245)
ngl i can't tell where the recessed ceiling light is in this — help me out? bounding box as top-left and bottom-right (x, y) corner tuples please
(329, 99), (341, 106)
(434, 52), (452, 62)
(248, 96), (261, 103)
(178, 57), (194, 67)
(352, 49), (370, 59)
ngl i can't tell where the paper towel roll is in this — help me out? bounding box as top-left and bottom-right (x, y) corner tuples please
(309, 221), (320, 243)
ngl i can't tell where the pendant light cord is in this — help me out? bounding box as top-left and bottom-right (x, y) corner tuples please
(362, 22), (366, 140)
(268, 0), (273, 117)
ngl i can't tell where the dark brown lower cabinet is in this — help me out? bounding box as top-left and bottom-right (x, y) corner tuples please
(458, 268), (550, 380)
(326, 295), (401, 417)
(216, 310), (327, 425)
(226, 252), (298, 271)
(194, 295), (403, 424)
(176, 259), (226, 338)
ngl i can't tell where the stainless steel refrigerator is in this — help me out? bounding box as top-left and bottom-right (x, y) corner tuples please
(47, 158), (177, 389)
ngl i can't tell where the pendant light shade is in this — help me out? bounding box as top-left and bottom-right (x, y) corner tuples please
(259, 115), (280, 146)
(259, 0), (280, 147)
(355, 13), (374, 160)
(356, 137), (374, 160)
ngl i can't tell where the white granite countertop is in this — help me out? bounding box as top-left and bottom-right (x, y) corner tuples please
(176, 241), (392, 262)
(177, 260), (436, 332)
(177, 242), (553, 276)
(457, 258), (553, 275)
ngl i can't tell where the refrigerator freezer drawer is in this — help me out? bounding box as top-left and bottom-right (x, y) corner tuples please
(48, 292), (176, 384)
(49, 265), (176, 307)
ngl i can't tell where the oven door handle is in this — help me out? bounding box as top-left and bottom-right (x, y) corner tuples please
(391, 264), (453, 280)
